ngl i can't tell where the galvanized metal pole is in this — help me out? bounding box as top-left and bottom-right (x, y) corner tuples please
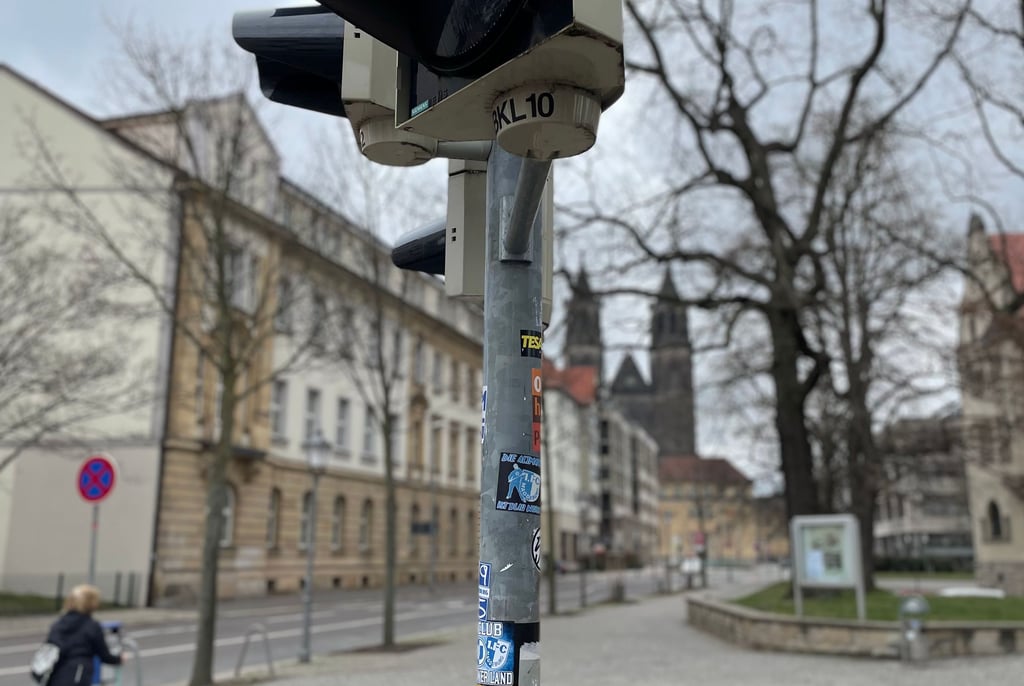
(299, 470), (319, 663)
(88, 504), (99, 585)
(477, 145), (546, 686)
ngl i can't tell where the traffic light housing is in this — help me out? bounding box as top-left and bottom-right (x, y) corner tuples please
(392, 165), (554, 328)
(233, 5), (439, 166)
(315, 0), (624, 160)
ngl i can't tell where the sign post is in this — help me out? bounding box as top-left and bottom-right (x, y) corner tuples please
(77, 455), (117, 585)
(790, 514), (866, 621)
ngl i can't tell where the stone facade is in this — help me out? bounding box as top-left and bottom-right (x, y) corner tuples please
(958, 215), (1024, 595)
(874, 412), (974, 569)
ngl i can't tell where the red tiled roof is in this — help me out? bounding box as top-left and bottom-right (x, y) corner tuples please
(542, 359), (598, 405)
(988, 234), (1024, 292)
(658, 455), (750, 486)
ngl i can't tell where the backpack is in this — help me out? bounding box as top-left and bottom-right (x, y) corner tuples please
(29, 643), (61, 685)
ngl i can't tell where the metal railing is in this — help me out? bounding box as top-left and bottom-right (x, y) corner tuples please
(235, 623), (274, 678)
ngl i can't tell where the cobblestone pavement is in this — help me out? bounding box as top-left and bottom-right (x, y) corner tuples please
(270, 592), (1024, 686)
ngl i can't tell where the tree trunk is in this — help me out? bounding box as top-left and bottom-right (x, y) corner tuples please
(188, 372), (234, 686)
(768, 308), (821, 523)
(382, 437), (397, 647)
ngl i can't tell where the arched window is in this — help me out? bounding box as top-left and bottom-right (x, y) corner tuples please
(360, 499), (374, 553)
(449, 508), (459, 555)
(410, 503), (421, 557)
(266, 488), (281, 549)
(219, 484), (236, 548)
(331, 496), (346, 552)
(299, 491), (314, 551)
(988, 501), (1004, 540)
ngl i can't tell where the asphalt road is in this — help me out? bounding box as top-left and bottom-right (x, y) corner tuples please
(0, 568), (669, 686)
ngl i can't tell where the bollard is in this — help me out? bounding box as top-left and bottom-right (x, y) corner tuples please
(898, 595), (930, 664)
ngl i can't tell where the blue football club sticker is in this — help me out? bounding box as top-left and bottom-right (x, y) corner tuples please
(477, 622), (514, 685)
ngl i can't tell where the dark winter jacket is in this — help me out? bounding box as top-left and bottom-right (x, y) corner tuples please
(45, 612), (121, 686)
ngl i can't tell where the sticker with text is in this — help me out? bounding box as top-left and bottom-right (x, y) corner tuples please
(531, 368), (542, 453)
(519, 330), (542, 358)
(496, 452), (541, 514)
(477, 621), (541, 686)
(478, 562), (491, 621)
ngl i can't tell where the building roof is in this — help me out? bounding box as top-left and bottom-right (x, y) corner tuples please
(658, 268), (679, 299)
(658, 455), (750, 486)
(988, 233), (1024, 293)
(610, 354), (648, 394)
(542, 359), (598, 405)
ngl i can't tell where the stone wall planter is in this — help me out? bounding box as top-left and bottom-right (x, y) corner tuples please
(687, 596), (1024, 659)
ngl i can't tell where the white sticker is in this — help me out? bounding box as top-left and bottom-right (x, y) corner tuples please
(532, 528), (541, 571)
(481, 386), (488, 446)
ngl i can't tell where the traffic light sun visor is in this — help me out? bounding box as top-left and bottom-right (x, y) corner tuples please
(425, 0), (529, 74)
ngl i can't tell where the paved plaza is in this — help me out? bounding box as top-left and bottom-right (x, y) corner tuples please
(270, 590), (1023, 686)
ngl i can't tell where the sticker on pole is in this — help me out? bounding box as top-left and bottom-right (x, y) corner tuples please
(481, 386), (488, 446)
(530, 369), (542, 453)
(78, 455), (117, 503)
(519, 330), (542, 358)
(478, 562), (492, 621)
(477, 621), (541, 686)
(477, 622), (514, 684)
(532, 529), (541, 571)
(496, 452), (540, 514)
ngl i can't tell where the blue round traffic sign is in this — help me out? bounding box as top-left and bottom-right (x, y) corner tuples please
(78, 455), (117, 503)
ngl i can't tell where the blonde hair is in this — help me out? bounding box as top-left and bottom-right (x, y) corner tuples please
(63, 585), (101, 614)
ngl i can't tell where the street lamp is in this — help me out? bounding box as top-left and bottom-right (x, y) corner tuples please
(299, 427), (330, 664)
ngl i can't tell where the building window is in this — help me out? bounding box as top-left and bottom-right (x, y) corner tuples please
(413, 339), (426, 385)
(410, 503), (421, 557)
(449, 508), (458, 556)
(359, 499), (374, 553)
(305, 388), (321, 441)
(432, 351), (444, 394)
(226, 246), (256, 311)
(275, 276), (293, 331)
(335, 398), (350, 451)
(266, 488), (281, 549)
(449, 423), (461, 478)
(430, 417), (442, 476)
(363, 410), (377, 458)
(450, 360), (460, 401)
(392, 327), (404, 373)
(465, 428), (476, 485)
(466, 368), (476, 408)
(987, 501), (1008, 541)
(270, 380), (288, 440)
(220, 485), (236, 548)
(299, 491), (314, 551)
(467, 510), (476, 557)
(331, 496), (345, 552)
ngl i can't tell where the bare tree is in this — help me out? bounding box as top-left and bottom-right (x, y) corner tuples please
(564, 0), (970, 525)
(25, 28), (325, 686)
(0, 206), (140, 474)
(312, 132), (441, 647)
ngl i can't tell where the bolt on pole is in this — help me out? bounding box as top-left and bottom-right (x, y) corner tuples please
(477, 145), (547, 686)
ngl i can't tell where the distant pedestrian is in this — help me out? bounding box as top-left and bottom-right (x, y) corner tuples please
(44, 585), (123, 686)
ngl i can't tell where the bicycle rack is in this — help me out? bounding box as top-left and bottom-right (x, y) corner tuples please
(235, 623), (274, 678)
(120, 637), (143, 686)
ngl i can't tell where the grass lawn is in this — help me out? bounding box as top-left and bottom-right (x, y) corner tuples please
(0, 591), (58, 616)
(735, 582), (1024, 622)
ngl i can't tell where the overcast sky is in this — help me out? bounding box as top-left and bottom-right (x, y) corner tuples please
(3, 2), (1020, 485)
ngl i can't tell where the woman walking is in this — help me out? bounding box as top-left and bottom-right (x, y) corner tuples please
(45, 585), (123, 686)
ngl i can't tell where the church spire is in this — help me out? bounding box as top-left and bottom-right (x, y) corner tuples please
(565, 269), (603, 380)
